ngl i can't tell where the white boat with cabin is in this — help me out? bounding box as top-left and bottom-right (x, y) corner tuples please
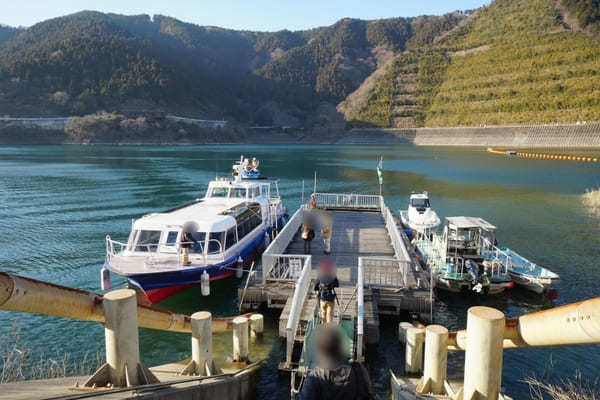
(102, 156), (289, 303)
(400, 192), (441, 234)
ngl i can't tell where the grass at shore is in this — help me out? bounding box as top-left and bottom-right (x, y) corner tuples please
(0, 324), (104, 383)
(582, 187), (600, 215)
(525, 374), (599, 399)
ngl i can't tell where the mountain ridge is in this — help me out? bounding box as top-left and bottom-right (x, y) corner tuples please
(1, 0), (599, 139)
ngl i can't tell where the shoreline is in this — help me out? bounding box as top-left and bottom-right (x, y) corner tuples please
(1, 122), (600, 148)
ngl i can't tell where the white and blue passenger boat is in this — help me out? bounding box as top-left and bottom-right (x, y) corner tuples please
(103, 156), (288, 303)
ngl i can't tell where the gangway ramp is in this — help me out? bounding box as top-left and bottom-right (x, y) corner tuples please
(237, 193), (433, 371)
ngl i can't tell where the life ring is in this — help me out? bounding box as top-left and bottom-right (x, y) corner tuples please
(310, 195), (316, 208)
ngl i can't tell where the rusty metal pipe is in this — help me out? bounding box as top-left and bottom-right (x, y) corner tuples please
(448, 297), (600, 350)
(0, 272), (253, 334)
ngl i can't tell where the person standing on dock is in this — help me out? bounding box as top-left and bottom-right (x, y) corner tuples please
(297, 325), (372, 400)
(314, 259), (339, 324)
(302, 211), (317, 254)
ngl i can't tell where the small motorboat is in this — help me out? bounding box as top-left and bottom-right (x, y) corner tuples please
(414, 216), (513, 295)
(496, 247), (560, 294)
(399, 192), (441, 234)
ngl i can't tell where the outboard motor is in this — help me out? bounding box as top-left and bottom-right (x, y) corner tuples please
(466, 259), (483, 293)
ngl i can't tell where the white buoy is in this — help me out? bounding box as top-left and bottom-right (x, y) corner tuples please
(201, 271), (210, 296)
(236, 256), (244, 279)
(101, 267), (111, 291)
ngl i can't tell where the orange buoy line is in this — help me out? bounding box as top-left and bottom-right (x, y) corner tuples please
(487, 148), (599, 163)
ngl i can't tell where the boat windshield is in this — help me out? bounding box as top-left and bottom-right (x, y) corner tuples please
(230, 188), (247, 198)
(189, 232), (206, 254)
(411, 198), (430, 208)
(210, 187), (229, 198)
(207, 232), (225, 254)
(135, 230), (161, 252)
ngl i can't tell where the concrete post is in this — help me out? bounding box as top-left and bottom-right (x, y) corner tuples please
(191, 311), (212, 375)
(398, 322), (413, 343)
(405, 327), (424, 374)
(233, 316), (249, 362)
(250, 314), (264, 340)
(103, 289), (140, 386)
(463, 307), (505, 400)
(423, 325), (448, 394)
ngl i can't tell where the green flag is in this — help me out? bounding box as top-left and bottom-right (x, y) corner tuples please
(377, 157), (383, 185)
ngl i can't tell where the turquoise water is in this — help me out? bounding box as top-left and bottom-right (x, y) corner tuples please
(0, 145), (599, 398)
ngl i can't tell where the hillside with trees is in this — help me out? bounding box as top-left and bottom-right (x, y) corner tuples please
(347, 0), (600, 128)
(1, 0), (600, 141)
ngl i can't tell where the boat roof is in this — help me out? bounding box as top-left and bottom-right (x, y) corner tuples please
(446, 216), (496, 230)
(410, 192), (429, 200)
(210, 177), (279, 185)
(133, 197), (248, 232)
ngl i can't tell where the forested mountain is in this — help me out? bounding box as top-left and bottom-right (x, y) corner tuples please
(1, 0), (600, 134)
(0, 10), (466, 127)
(0, 25), (22, 47)
(347, 0), (600, 127)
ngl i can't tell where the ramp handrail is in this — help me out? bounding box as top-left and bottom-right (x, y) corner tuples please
(311, 193), (381, 210)
(356, 258), (365, 362)
(284, 255), (312, 367)
(361, 256), (411, 288)
(262, 208), (304, 283)
(381, 203), (412, 262)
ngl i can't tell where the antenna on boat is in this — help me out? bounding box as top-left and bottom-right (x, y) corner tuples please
(313, 171), (317, 195)
(301, 179), (305, 205)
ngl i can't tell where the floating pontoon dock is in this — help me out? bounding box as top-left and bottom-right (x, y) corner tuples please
(238, 193), (432, 369)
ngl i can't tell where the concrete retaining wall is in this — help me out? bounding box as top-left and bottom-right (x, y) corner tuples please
(341, 123), (600, 148)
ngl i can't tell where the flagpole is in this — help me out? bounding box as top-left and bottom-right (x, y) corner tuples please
(377, 156), (383, 197)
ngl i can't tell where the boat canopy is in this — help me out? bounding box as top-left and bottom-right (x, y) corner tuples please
(132, 198), (245, 233)
(446, 216), (496, 231)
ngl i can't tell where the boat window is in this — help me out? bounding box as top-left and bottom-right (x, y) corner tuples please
(230, 188), (247, 198)
(135, 230), (161, 252)
(165, 231), (178, 246)
(251, 187), (260, 198)
(210, 187), (229, 198)
(236, 205), (262, 241)
(411, 198), (430, 208)
(208, 232), (225, 254)
(127, 230), (139, 250)
(189, 232), (206, 254)
(225, 227), (237, 249)
(261, 186), (268, 198)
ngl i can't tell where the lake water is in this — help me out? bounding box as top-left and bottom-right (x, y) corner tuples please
(1, 145), (599, 398)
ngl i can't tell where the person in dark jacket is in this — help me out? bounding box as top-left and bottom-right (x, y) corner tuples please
(297, 325), (372, 400)
(314, 259), (339, 324)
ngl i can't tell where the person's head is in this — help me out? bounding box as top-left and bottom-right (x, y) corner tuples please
(319, 258), (334, 275)
(315, 325), (344, 364)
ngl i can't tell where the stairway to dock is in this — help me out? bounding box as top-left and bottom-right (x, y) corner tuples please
(237, 193), (433, 372)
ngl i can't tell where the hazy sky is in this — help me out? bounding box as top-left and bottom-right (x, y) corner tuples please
(2, 0), (490, 31)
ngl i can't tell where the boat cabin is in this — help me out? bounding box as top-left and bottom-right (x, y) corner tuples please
(443, 216), (496, 258)
(409, 193), (431, 211)
(122, 177), (280, 259)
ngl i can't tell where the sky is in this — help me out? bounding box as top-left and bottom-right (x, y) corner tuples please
(2, 0), (490, 31)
